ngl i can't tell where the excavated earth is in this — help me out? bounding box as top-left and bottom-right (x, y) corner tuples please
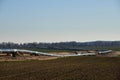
(0, 51), (120, 61)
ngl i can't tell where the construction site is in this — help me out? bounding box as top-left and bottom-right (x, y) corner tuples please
(0, 49), (118, 61)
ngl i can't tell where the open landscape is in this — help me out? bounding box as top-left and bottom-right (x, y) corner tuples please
(0, 56), (120, 80)
(0, 48), (120, 80)
(0, 42), (120, 80)
(0, 0), (119, 80)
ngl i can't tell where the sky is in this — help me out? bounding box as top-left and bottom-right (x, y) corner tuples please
(0, 0), (120, 43)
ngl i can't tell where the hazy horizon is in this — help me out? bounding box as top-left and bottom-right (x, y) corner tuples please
(0, 0), (120, 43)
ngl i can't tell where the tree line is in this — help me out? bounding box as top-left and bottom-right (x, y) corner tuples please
(0, 41), (120, 50)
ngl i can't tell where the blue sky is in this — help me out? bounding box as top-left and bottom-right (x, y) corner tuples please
(0, 0), (120, 43)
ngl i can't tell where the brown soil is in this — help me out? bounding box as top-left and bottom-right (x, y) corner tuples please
(0, 56), (58, 61)
(49, 52), (75, 55)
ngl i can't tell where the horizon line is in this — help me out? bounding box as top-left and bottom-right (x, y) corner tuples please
(0, 40), (120, 44)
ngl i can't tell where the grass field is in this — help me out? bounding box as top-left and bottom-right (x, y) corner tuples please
(0, 56), (120, 80)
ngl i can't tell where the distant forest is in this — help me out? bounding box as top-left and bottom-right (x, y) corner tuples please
(0, 41), (120, 51)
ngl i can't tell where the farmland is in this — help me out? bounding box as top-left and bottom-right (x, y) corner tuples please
(0, 56), (120, 80)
